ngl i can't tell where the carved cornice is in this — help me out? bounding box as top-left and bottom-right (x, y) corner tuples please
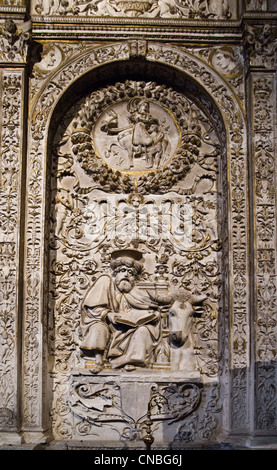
(0, 5), (26, 14)
(28, 12), (277, 44)
(31, 18), (243, 44)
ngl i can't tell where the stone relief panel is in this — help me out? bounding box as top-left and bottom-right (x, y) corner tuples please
(48, 79), (224, 443)
(30, 42), (93, 101)
(93, 98), (180, 171)
(145, 43), (249, 431)
(31, 0), (235, 19)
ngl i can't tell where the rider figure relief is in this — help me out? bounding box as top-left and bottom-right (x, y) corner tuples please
(99, 97), (170, 170)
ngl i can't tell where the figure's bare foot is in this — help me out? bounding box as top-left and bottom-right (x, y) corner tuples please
(124, 364), (136, 372)
(90, 364), (104, 374)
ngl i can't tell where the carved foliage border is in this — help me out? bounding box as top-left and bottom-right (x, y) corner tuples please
(0, 69), (23, 430)
(251, 72), (277, 432)
(24, 42), (249, 433)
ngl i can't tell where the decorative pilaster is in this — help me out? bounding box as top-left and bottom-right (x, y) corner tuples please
(244, 20), (277, 442)
(0, 12), (30, 444)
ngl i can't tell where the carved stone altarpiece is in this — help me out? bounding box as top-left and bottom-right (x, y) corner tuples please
(0, 0), (276, 450)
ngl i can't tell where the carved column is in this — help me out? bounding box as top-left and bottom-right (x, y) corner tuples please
(0, 6), (30, 444)
(244, 21), (277, 444)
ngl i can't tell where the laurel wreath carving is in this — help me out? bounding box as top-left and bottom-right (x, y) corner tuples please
(71, 80), (202, 194)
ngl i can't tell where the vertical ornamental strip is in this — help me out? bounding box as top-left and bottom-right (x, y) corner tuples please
(244, 21), (277, 443)
(0, 7), (30, 444)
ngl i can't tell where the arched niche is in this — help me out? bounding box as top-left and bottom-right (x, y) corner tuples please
(23, 43), (249, 445)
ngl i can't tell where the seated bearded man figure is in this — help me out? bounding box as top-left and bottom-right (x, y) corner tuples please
(80, 251), (161, 373)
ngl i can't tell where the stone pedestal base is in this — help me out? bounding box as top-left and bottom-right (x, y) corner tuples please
(69, 369), (202, 445)
(0, 431), (22, 446)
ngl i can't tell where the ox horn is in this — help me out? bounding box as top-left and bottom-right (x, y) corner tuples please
(190, 294), (207, 305)
(146, 291), (173, 305)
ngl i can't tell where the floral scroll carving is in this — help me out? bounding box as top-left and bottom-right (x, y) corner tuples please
(252, 74), (277, 432)
(0, 71), (23, 431)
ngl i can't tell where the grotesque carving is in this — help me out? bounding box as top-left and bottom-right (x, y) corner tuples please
(0, 19), (30, 63)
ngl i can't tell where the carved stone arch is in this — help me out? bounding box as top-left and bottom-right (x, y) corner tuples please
(23, 41), (249, 444)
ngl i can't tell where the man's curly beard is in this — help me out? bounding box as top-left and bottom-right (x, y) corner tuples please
(116, 278), (135, 293)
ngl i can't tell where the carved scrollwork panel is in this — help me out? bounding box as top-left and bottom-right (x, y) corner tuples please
(145, 43), (250, 429)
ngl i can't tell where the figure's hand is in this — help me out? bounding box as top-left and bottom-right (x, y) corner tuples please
(106, 311), (117, 323)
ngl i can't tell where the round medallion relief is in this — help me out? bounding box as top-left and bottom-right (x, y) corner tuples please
(71, 81), (203, 194)
(93, 98), (181, 173)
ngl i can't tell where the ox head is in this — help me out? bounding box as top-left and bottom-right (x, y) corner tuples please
(167, 291), (207, 347)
